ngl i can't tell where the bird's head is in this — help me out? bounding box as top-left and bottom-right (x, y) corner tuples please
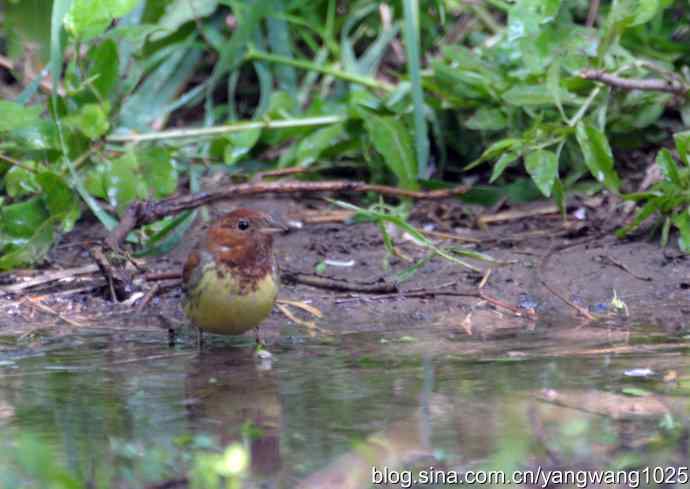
(206, 208), (285, 269)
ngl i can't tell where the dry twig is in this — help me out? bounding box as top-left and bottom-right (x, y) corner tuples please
(281, 271), (398, 294)
(580, 69), (688, 96)
(107, 181), (469, 250)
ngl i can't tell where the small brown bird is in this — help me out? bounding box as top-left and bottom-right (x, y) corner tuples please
(182, 208), (283, 343)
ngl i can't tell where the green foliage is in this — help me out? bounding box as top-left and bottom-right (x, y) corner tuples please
(617, 133), (690, 251)
(0, 432), (247, 489)
(329, 198), (503, 275)
(2, 0), (690, 269)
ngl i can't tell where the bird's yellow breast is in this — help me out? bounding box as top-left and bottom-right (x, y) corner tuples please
(184, 264), (279, 335)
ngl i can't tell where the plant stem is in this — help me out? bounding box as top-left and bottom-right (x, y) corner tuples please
(0, 153), (38, 173)
(246, 49), (394, 92)
(106, 115), (347, 143)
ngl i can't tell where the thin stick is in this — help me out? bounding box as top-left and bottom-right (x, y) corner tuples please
(22, 297), (83, 327)
(281, 271), (398, 294)
(107, 181), (469, 250)
(0, 153), (39, 174)
(539, 243), (596, 321)
(580, 69), (688, 96)
(0, 264), (100, 294)
(585, 0), (600, 27)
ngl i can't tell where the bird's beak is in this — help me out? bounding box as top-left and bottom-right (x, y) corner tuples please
(259, 214), (288, 234)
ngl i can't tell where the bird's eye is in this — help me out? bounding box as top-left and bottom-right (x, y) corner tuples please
(237, 219), (250, 231)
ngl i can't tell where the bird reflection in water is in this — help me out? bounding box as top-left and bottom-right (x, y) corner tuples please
(184, 348), (282, 482)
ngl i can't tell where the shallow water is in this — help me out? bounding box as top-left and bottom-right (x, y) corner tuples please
(0, 317), (689, 488)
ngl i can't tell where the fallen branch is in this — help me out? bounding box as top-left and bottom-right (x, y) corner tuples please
(0, 264), (99, 294)
(107, 181), (469, 250)
(281, 270), (398, 294)
(580, 69), (688, 96)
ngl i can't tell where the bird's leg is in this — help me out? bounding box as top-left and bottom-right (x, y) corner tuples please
(167, 327), (176, 347)
(255, 327), (264, 348)
(196, 327), (205, 351)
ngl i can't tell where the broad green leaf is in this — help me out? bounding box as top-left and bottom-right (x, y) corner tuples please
(84, 164), (108, 199)
(656, 148), (680, 185)
(8, 121), (60, 150)
(466, 107), (508, 131)
(575, 122), (620, 192)
(154, 0), (218, 40)
(0, 101), (42, 132)
(295, 123), (345, 167)
(525, 149), (558, 197)
(674, 131), (690, 167)
(672, 210), (690, 253)
(105, 153), (143, 214)
(364, 115), (418, 190)
(0, 220), (54, 270)
(88, 39), (119, 100)
(628, 0), (660, 26)
(465, 138), (523, 171)
(224, 128), (262, 166)
(37, 172), (81, 232)
(64, 0), (141, 40)
(5, 164), (40, 198)
(139, 147), (177, 198)
(69, 103), (110, 140)
(546, 60), (565, 121)
(490, 151), (520, 183)
(0, 197), (49, 238)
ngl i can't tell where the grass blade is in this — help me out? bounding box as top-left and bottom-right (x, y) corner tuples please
(401, 0), (429, 179)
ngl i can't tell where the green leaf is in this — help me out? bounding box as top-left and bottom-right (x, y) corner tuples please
(37, 171), (81, 232)
(490, 151), (520, 183)
(546, 60), (566, 121)
(466, 107), (508, 131)
(502, 85), (565, 107)
(138, 147), (177, 198)
(68, 103), (110, 140)
(575, 122), (620, 192)
(465, 138), (523, 171)
(5, 164), (40, 198)
(153, 0), (219, 40)
(674, 131), (690, 167)
(617, 200), (658, 237)
(295, 123), (345, 167)
(553, 177), (566, 218)
(8, 121), (60, 151)
(105, 153), (143, 214)
(628, 0), (660, 26)
(622, 387), (652, 397)
(364, 115), (417, 190)
(135, 210), (197, 257)
(656, 148), (680, 185)
(672, 210), (690, 253)
(224, 128), (262, 166)
(64, 0), (141, 40)
(0, 101), (42, 132)
(0, 197), (49, 238)
(0, 220), (54, 270)
(525, 149), (558, 197)
(88, 39), (119, 100)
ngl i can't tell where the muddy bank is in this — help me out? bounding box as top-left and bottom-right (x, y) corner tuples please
(0, 196), (688, 341)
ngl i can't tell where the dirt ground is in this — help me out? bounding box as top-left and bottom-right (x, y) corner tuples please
(0, 193), (688, 342)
